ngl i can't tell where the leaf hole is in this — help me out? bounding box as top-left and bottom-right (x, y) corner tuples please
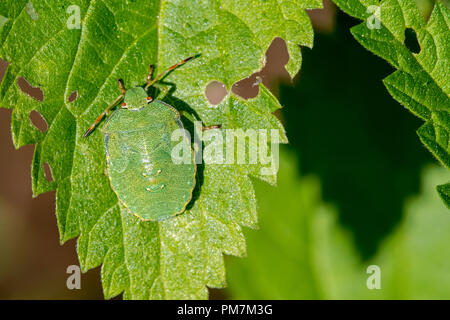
(231, 37), (291, 99)
(404, 28), (421, 54)
(29, 110), (48, 132)
(305, 0), (337, 33)
(68, 90), (78, 103)
(43, 162), (54, 182)
(205, 81), (227, 105)
(17, 77), (44, 101)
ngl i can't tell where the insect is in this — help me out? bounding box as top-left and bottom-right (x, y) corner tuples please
(83, 57), (220, 221)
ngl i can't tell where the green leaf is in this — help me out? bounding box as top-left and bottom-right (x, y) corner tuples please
(365, 163), (450, 299)
(437, 182), (450, 209)
(331, 0), (450, 207)
(0, 0), (319, 299)
(227, 148), (450, 299)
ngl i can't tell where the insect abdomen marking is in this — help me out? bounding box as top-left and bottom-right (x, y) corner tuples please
(142, 169), (162, 178)
(146, 184), (165, 192)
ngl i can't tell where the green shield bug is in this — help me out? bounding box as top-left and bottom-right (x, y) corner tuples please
(83, 57), (220, 221)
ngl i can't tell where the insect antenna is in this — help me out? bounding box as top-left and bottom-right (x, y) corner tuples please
(145, 55), (197, 90)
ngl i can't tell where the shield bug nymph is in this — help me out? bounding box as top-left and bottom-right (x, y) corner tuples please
(83, 57), (220, 221)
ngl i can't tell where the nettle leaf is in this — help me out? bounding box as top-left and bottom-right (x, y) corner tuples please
(0, 0), (320, 299)
(331, 0), (450, 207)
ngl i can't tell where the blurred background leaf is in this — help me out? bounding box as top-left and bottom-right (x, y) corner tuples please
(227, 148), (450, 299)
(226, 149), (366, 299)
(278, 11), (435, 258)
(331, 0), (450, 207)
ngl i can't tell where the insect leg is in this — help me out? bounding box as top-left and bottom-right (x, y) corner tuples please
(152, 82), (170, 100)
(180, 111), (221, 131)
(118, 79), (126, 95)
(145, 55), (196, 90)
(83, 94), (124, 138)
(146, 64), (154, 84)
(202, 124), (221, 131)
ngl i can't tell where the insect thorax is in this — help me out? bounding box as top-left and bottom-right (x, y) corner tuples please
(124, 87), (148, 110)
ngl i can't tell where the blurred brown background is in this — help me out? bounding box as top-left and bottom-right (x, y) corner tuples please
(0, 1), (335, 299)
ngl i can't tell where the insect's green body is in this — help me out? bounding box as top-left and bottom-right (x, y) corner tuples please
(103, 100), (196, 221)
(83, 56), (219, 221)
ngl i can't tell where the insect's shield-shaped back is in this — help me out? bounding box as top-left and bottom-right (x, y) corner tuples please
(171, 128), (193, 165)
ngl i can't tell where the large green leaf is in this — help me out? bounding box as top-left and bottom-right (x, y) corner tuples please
(0, 0), (320, 299)
(331, 0), (450, 207)
(227, 148), (450, 299)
